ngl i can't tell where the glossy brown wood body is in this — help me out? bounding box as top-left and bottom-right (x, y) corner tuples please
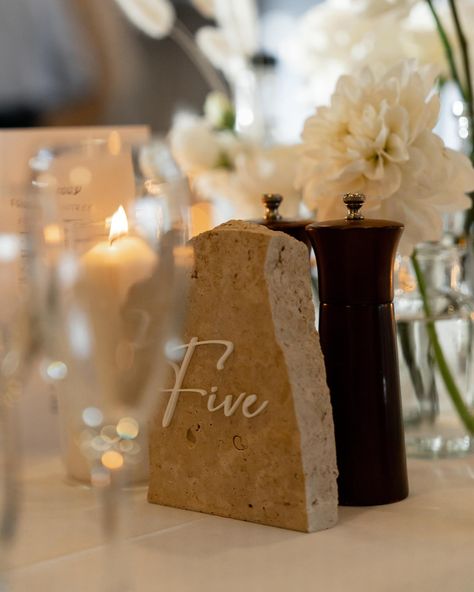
(319, 302), (408, 505)
(307, 219), (408, 506)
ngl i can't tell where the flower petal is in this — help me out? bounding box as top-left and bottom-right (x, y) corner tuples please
(192, 0), (215, 19)
(114, 0), (175, 39)
(196, 26), (239, 71)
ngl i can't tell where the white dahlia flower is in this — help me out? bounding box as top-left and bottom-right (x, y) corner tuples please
(297, 61), (474, 254)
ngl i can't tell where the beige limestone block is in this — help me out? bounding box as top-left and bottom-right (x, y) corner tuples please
(148, 220), (338, 532)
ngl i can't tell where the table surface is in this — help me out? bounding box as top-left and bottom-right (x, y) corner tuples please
(7, 455), (474, 592)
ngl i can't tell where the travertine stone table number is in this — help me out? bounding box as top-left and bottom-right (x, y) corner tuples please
(148, 221), (338, 533)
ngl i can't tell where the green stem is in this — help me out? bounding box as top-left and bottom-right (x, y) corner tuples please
(411, 251), (474, 434)
(425, 0), (466, 101)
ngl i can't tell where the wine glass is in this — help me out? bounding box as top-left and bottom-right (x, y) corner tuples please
(0, 226), (39, 589)
(27, 136), (192, 590)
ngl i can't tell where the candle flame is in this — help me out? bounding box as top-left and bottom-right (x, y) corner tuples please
(108, 206), (128, 243)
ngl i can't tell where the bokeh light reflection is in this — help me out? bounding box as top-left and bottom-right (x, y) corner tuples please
(116, 417), (139, 440)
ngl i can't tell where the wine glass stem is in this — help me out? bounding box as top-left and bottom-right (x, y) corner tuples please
(0, 397), (19, 591)
(98, 469), (131, 592)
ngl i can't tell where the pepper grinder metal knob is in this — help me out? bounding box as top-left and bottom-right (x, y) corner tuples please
(262, 193), (283, 222)
(343, 192), (365, 220)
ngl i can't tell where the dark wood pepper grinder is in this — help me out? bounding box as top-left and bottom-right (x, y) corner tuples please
(306, 193), (409, 506)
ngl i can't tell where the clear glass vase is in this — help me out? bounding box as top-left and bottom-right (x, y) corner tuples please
(395, 242), (474, 458)
(231, 53), (278, 145)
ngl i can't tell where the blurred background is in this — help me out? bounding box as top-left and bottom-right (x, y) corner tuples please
(0, 0), (316, 133)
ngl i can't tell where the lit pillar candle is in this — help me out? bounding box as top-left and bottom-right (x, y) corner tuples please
(81, 206), (157, 304)
(79, 206), (157, 406)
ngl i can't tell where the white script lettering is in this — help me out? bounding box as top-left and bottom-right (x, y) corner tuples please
(161, 337), (269, 427)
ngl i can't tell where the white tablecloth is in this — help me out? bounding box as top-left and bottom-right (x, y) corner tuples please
(8, 455), (474, 592)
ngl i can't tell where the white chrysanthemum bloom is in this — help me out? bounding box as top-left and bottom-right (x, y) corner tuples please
(214, 0), (258, 58)
(195, 0), (259, 78)
(171, 116), (302, 219)
(204, 91), (235, 129)
(169, 114), (223, 176)
(295, 4), (406, 72)
(196, 27), (237, 72)
(297, 61), (474, 254)
(114, 0), (175, 39)
(333, 0), (416, 18)
(284, 3), (409, 105)
(285, 0), (474, 107)
(195, 144), (302, 219)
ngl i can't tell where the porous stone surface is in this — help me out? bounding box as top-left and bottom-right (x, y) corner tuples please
(148, 221), (338, 532)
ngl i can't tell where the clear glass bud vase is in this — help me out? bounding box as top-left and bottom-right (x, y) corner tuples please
(395, 242), (474, 458)
(231, 54), (278, 146)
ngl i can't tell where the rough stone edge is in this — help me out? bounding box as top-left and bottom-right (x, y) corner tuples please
(264, 228), (339, 532)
